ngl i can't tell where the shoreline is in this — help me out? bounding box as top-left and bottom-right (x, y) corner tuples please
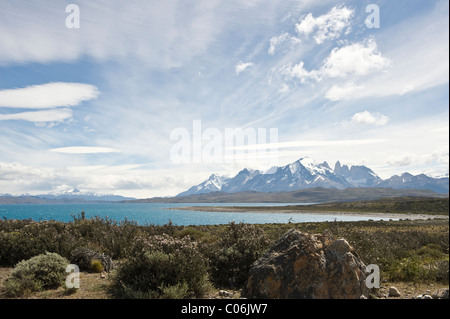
(169, 206), (449, 221)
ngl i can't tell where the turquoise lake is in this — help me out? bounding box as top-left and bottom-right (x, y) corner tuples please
(0, 203), (392, 226)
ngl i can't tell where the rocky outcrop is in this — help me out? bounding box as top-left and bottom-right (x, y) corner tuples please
(70, 247), (114, 273)
(244, 229), (369, 299)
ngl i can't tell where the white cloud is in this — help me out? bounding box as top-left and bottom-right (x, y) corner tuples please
(296, 5), (354, 44)
(50, 147), (121, 154)
(387, 156), (413, 167)
(0, 108), (73, 123)
(321, 39), (390, 78)
(235, 61), (254, 74)
(322, 2), (448, 101)
(0, 82), (99, 109)
(351, 111), (389, 127)
(278, 83), (290, 93)
(283, 39), (390, 85)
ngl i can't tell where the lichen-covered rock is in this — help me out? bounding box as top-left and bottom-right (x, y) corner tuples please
(244, 229), (369, 299)
(432, 288), (449, 299)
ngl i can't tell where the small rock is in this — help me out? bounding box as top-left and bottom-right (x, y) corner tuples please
(100, 273), (106, 279)
(432, 288), (449, 299)
(388, 287), (402, 297)
(219, 290), (233, 298)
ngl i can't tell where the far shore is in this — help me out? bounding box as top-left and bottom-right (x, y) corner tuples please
(168, 206), (449, 221)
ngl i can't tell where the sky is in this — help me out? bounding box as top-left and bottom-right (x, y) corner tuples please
(0, 0), (448, 198)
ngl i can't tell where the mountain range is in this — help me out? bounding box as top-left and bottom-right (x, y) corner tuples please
(177, 157), (449, 197)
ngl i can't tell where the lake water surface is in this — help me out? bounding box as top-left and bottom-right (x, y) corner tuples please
(0, 202), (393, 226)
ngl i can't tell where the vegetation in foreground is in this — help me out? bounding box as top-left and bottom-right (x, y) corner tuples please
(0, 198), (448, 299)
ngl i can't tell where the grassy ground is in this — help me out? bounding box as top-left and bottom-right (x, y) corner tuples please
(181, 197), (449, 216)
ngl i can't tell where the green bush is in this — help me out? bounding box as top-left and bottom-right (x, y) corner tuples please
(206, 222), (270, 287)
(3, 273), (43, 297)
(113, 234), (211, 299)
(431, 259), (449, 284)
(4, 252), (69, 297)
(90, 259), (104, 273)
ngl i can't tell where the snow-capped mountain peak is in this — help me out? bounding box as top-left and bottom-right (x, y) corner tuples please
(202, 174), (230, 190)
(288, 160), (301, 174)
(177, 173), (231, 197)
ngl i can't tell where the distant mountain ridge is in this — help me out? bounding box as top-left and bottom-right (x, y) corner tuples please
(0, 189), (135, 204)
(37, 188), (135, 202)
(377, 173), (449, 194)
(177, 157), (449, 197)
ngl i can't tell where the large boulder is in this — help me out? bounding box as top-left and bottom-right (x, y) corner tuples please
(244, 229), (369, 299)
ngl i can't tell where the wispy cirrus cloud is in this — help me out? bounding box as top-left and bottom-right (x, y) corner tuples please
(49, 147), (121, 154)
(0, 0), (228, 68)
(0, 108), (73, 123)
(268, 33), (301, 55)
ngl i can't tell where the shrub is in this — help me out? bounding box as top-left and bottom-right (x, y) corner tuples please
(90, 259), (104, 273)
(174, 227), (209, 242)
(385, 244), (449, 283)
(206, 222), (270, 287)
(113, 234), (211, 299)
(4, 252), (69, 297)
